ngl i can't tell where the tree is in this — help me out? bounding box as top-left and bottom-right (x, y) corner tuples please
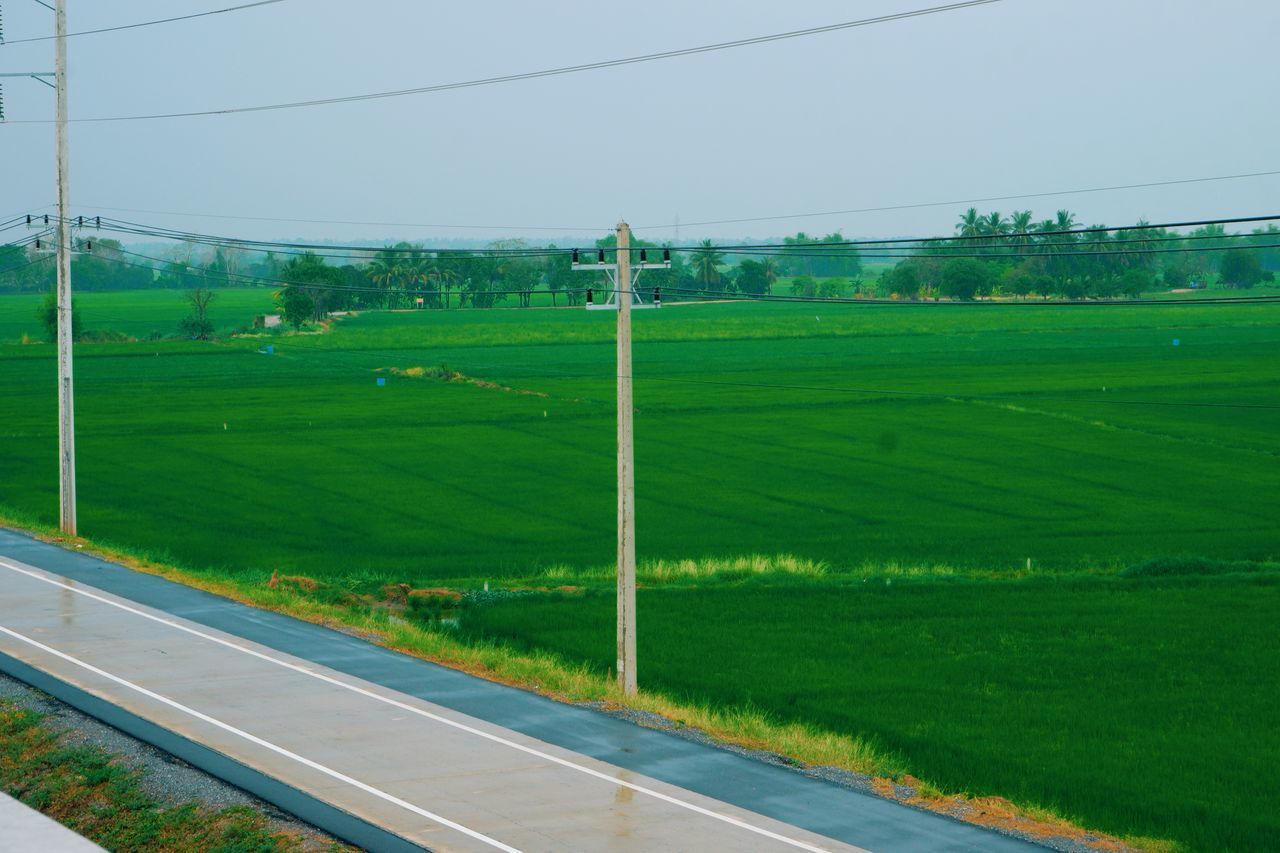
(690, 240), (725, 290)
(790, 274), (816, 297)
(879, 260), (922, 298)
(37, 292), (82, 342)
(1219, 250), (1263, 288)
(938, 258), (989, 300)
(281, 287), (314, 328)
(1117, 268), (1152, 298)
(818, 277), (847, 298)
(734, 259), (772, 296)
(979, 211), (1010, 237)
(956, 208), (981, 238)
(178, 288), (217, 340)
(280, 253), (342, 322)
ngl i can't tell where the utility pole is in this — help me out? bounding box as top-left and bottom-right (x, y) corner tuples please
(54, 0), (76, 535)
(571, 223), (668, 696)
(614, 222), (637, 695)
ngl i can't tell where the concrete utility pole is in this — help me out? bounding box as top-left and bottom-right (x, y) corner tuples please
(614, 222), (637, 695)
(570, 224), (667, 696)
(54, 0), (76, 535)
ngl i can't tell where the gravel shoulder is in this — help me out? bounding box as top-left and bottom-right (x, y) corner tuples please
(0, 671), (349, 851)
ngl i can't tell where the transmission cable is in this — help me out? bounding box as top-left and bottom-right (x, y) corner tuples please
(0, 1), (286, 46)
(1, 1), (1001, 123)
(635, 169), (1280, 229)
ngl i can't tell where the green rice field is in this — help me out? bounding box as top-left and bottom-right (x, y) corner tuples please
(2, 290), (1278, 850)
(0, 293), (1277, 579)
(0, 288), (277, 342)
(459, 571), (1280, 852)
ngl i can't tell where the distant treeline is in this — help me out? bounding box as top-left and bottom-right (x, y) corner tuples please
(2, 211), (1276, 308)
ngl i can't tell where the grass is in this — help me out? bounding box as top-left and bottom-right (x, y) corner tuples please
(0, 297), (1276, 581)
(1, 293), (1277, 849)
(0, 288), (277, 342)
(458, 570), (1280, 852)
(0, 699), (320, 851)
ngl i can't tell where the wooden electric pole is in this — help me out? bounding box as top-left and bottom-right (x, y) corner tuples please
(614, 222), (637, 695)
(55, 0), (76, 535)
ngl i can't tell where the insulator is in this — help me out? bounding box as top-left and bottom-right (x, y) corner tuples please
(94, 216), (101, 228)
(76, 216), (83, 227)
(597, 249), (605, 263)
(25, 215), (32, 226)
(572, 249), (580, 264)
(85, 240), (92, 252)
(43, 214), (49, 225)
(586, 288), (594, 305)
(663, 248), (671, 263)
(640, 249), (648, 263)
(653, 287), (661, 304)
(35, 239), (41, 250)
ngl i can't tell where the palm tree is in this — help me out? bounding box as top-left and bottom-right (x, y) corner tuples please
(367, 247), (405, 309)
(1009, 210), (1034, 254)
(956, 208), (981, 238)
(690, 239), (724, 289)
(759, 256), (779, 293)
(980, 211), (1010, 237)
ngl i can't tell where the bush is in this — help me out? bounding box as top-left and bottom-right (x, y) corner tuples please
(36, 292), (82, 341)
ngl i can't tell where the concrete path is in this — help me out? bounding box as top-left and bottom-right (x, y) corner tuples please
(0, 792), (105, 852)
(0, 529), (1041, 852)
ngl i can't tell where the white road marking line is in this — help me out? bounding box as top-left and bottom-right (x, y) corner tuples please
(0, 558), (847, 853)
(0, 623), (518, 853)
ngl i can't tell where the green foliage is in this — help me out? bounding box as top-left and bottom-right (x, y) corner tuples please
(1219, 250), (1264, 288)
(460, 575), (1280, 851)
(733, 259), (777, 296)
(279, 287), (314, 329)
(788, 274), (816, 297)
(938, 258), (989, 300)
(36, 292), (82, 341)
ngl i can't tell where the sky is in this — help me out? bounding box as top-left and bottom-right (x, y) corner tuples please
(2, 0), (1278, 248)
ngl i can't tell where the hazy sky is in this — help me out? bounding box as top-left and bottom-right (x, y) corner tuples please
(2, 0), (1277, 246)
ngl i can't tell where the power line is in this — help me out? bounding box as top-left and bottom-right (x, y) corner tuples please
(74, 169), (1280, 236)
(0, 1), (286, 45)
(92, 212), (1280, 257)
(635, 169), (1280, 230)
(76, 204), (605, 234)
(1, 1), (1001, 123)
(692, 214), (1280, 252)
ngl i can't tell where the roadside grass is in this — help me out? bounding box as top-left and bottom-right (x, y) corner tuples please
(0, 699), (321, 852)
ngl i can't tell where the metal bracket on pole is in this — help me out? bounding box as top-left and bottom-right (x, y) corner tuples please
(571, 247), (671, 311)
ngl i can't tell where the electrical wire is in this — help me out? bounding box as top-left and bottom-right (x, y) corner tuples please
(73, 168), (1280, 236)
(635, 169), (1280, 230)
(76, 204), (605, 234)
(1, 1), (1001, 123)
(0, 1), (286, 46)
(89, 212), (1280, 254)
